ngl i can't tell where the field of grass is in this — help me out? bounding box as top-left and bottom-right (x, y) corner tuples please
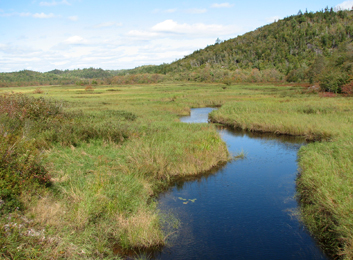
(0, 83), (233, 259)
(0, 83), (352, 259)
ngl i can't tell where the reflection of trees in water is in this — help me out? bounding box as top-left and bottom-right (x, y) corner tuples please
(159, 125), (306, 195)
(216, 125), (306, 152)
(113, 243), (164, 260)
(172, 161), (228, 191)
(156, 161), (228, 194)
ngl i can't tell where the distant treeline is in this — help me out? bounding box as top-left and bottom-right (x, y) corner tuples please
(1, 8), (353, 94)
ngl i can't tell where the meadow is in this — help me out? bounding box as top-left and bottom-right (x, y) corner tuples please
(0, 83), (352, 259)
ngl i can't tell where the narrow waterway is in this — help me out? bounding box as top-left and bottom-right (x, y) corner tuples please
(154, 107), (328, 260)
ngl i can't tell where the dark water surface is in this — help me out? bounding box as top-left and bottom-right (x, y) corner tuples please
(154, 108), (328, 260)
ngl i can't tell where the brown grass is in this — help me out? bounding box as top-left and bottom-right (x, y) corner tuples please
(33, 87), (44, 94)
(85, 85), (94, 91)
(117, 209), (164, 248)
(30, 196), (67, 227)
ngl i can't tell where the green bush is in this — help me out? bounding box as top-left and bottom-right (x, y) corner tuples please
(0, 129), (49, 214)
(318, 69), (349, 93)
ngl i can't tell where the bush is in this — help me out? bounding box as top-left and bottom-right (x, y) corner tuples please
(0, 136), (50, 214)
(286, 67), (306, 82)
(0, 94), (134, 214)
(0, 94), (65, 213)
(33, 87), (44, 94)
(318, 69), (349, 93)
(85, 85), (94, 91)
(342, 81), (353, 96)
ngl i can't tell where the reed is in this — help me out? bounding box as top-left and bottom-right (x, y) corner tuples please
(2, 82), (352, 259)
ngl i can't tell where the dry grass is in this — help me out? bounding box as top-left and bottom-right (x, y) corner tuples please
(117, 209), (164, 248)
(33, 87), (44, 94)
(30, 196), (67, 227)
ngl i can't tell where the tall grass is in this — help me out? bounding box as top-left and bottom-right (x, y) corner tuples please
(3, 83), (352, 258)
(0, 84), (231, 259)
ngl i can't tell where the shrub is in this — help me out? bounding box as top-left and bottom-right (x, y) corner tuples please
(319, 92), (337, 98)
(33, 87), (44, 94)
(0, 93), (63, 121)
(286, 68), (306, 82)
(0, 136), (50, 214)
(341, 81), (353, 96)
(85, 85), (94, 91)
(222, 77), (232, 86)
(318, 69), (349, 93)
(0, 94), (66, 213)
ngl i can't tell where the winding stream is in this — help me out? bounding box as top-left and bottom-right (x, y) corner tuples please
(154, 108), (328, 260)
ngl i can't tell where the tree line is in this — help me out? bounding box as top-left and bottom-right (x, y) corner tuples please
(1, 8), (353, 93)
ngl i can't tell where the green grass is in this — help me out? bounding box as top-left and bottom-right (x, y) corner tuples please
(1, 82), (352, 259)
(0, 83), (231, 259)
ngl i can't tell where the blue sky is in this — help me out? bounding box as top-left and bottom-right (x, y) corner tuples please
(1, 0), (352, 72)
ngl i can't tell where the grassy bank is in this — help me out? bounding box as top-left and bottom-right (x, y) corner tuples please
(1, 83), (352, 259)
(0, 83), (231, 259)
(209, 89), (353, 259)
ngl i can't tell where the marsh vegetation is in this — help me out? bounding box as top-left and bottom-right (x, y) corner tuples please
(0, 82), (352, 259)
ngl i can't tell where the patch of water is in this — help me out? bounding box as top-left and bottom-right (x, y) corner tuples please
(154, 108), (328, 260)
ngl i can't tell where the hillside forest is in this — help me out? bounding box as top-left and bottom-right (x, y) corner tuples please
(1, 7), (353, 95)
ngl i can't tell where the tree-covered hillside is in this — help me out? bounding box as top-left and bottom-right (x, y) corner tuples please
(168, 8), (352, 72)
(0, 68), (113, 87)
(159, 8), (353, 86)
(2, 7), (353, 93)
(106, 8), (353, 93)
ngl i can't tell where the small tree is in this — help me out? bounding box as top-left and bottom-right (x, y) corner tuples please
(318, 68), (349, 93)
(215, 38), (222, 45)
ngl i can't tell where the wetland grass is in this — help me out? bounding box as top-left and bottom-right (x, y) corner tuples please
(0, 83), (231, 259)
(1, 83), (352, 259)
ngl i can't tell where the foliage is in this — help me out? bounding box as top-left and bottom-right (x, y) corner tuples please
(0, 94), (57, 214)
(318, 67), (349, 93)
(3, 9), (353, 91)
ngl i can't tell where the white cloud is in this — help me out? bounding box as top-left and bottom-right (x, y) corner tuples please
(0, 12), (56, 18)
(19, 12), (32, 17)
(64, 36), (87, 44)
(165, 9), (177, 13)
(266, 16), (281, 23)
(151, 19), (239, 37)
(335, 1), (353, 10)
(33, 12), (56, 18)
(0, 12), (31, 17)
(153, 8), (177, 14)
(39, 0), (71, 6)
(185, 8), (207, 14)
(127, 30), (159, 38)
(68, 15), (78, 21)
(63, 48), (92, 58)
(51, 61), (68, 66)
(93, 22), (123, 29)
(211, 3), (234, 8)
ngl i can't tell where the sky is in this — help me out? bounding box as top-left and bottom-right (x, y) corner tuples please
(1, 0), (353, 72)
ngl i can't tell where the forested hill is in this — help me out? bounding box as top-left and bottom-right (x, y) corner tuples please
(161, 8), (353, 77)
(0, 68), (114, 87)
(114, 8), (353, 92)
(2, 7), (353, 93)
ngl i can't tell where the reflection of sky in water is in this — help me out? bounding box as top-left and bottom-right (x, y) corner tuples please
(156, 108), (328, 260)
(180, 107), (216, 124)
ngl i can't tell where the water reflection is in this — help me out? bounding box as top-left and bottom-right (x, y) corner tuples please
(152, 108), (329, 260)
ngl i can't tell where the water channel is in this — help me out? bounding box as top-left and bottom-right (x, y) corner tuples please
(153, 107), (328, 260)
